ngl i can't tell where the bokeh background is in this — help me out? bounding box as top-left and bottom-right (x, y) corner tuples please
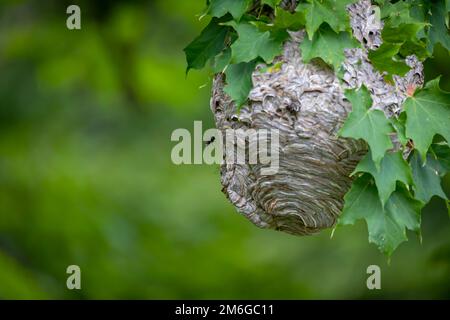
(0, 0), (449, 299)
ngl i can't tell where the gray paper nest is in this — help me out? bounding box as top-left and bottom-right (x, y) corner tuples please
(210, 0), (424, 235)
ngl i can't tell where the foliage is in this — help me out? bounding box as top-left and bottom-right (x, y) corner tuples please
(298, 0), (356, 40)
(403, 77), (450, 160)
(339, 86), (394, 167)
(339, 174), (422, 257)
(185, 0), (450, 256)
(300, 24), (359, 70)
(0, 0), (448, 299)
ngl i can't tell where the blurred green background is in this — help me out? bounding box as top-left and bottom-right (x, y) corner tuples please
(0, 0), (449, 299)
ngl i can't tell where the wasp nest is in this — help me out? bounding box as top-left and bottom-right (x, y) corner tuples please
(210, 0), (424, 236)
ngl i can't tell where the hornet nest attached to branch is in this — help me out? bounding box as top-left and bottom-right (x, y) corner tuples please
(210, 0), (424, 236)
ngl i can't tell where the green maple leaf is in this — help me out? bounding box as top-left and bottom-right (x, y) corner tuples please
(389, 112), (408, 146)
(404, 77), (450, 160)
(381, 0), (417, 27)
(428, 0), (450, 53)
(382, 21), (427, 44)
(228, 22), (286, 64)
(383, 21), (429, 58)
(184, 17), (231, 73)
(209, 0), (252, 21)
(368, 42), (410, 79)
(339, 174), (422, 257)
(273, 7), (305, 30)
(300, 24), (359, 70)
(408, 0), (429, 23)
(296, 0), (356, 40)
(211, 47), (232, 73)
(339, 86), (394, 166)
(431, 142), (450, 175)
(224, 60), (257, 106)
(354, 151), (413, 206)
(410, 151), (448, 203)
(407, 0), (449, 54)
(368, 21), (428, 78)
(262, 0), (282, 8)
